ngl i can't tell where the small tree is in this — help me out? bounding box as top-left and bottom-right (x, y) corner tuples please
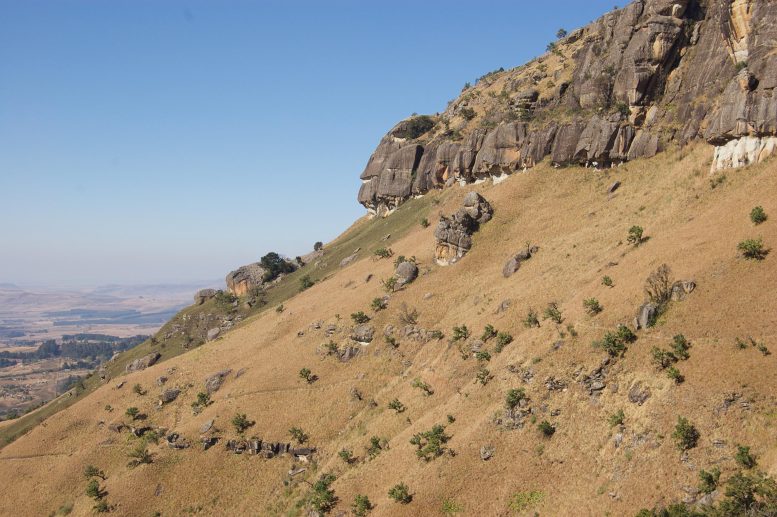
(381, 276), (397, 293)
(371, 297), (387, 311)
(231, 413), (252, 435)
(583, 298), (603, 316)
(127, 443), (152, 468)
(388, 482), (412, 504)
(132, 383), (145, 396)
(698, 467), (721, 494)
(666, 366), (684, 384)
(86, 479), (102, 500)
(310, 473), (337, 513)
(314, 241), (324, 251)
(750, 206), (768, 225)
(627, 226), (644, 246)
(505, 388), (526, 410)
(523, 308), (540, 328)
(475, 367), (492, 386)
(481, 324), (497, 341)
(645, 264), (673, 305)
(543, 302), (563, 324)
(602, 275), (614, 287)
(388, 398), (406, 413)
(397, 303), (419, 325)
(494, 332), (513, 353)
(84, 465), (106, 480)
(735, 445), (757, 469)
(672, 417), (699, 451)
(451, 325), (470, 342)
(410, 424), (450, 461)
(738, 238), (768, 260)
(556, 28), (568, 39)
(289, 426), (309, 444)
(125, 407), (140, 420)
(366, 436), (386, 459)
(338, 449), (353, 464)
(352, 495), (373, 517)
(299, 368), (315, 384)
(538, 420), (556, 437)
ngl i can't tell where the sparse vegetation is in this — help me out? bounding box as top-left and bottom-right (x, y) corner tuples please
(366, 436), (387, 459)
(371, 297), (387, 311)
(710, 173), (727, 189)
(735, 445), (757, 469)
(412, 378), (433, 396)
(602, 275), (614, 287)
(609, 409), (625, 427)
(509, 490), (545, 512)
(388, 482), (412, 504)
(505, 388), (527, 410)
(594, 325), (636, 357)
(698, 467), (721, 494)
(481, 324), (497, 341)
(538, 420), (556, 437)
(556, 28), (568, 38)
(310, 473), (337, 513)
(475, 367), (492, 385)
(645, 264), (673, 305)
(441, 499), (464, 515)
(583, 298), (603, 316)
(627, 225), (645, 246)
(398, 303), (419, 325)
(672, 417), (699, 451)
(299, 368), (315, 384)
(374, 247), (393, 259)
(494, 332), (513, 353)
(231, 413), (253, 435)
(475, 350), (491, 362)
(352, 494), (372, 517)
(543, 302), (563, 324)
(666, 366), (684, 384)
(299, 275), (315, 291)
(738, 238), (768, 260)
(132, 383), (145, 396)
(381, 276), (397, 293)
(289, 426), (309, 444)
(420, 217), (430, 228)
(127, 443), (152, 468)
(410, 424), (450, 461)
(351, 311), (370, 324)
(452, 325), (470, 342)
(388, 398), (406, 413)
(338, 449), (353, 464)
(523, 308), (540, 328)
(83, 465), (106, 480)
(125, 407), (139, 420)
(314, 241), (324, 251)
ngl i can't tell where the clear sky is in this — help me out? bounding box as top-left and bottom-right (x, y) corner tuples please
(0, 0), (617, 287)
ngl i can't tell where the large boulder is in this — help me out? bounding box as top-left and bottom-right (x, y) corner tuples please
(502, 245), (539, 278)
(671, 280), (696, 301)
(125, 352), (161, 373)
(204, 370), (232, 395)
(194, 289), (217, 305)
(160, 388), (180, 404)
(394, 261), (419, 287)
(225, 263), (266, 297)
(434, 193), (493, 266)
(634, 302), (659, 330)
(351, 325), (375, 344)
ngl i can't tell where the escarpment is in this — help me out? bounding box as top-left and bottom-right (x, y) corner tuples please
(358, 0), (777, 215)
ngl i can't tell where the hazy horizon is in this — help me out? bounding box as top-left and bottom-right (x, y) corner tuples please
(0, 0), (617, 286)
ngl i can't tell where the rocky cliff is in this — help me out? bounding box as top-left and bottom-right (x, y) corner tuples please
(358, 0), (777, 215)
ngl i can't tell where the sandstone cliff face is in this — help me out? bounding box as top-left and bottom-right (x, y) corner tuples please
(225, 263), (266, 297)
(357, 0), (777, 213)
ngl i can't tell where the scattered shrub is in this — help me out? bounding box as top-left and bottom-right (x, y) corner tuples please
(351, 311), (370, 324)
(594, 325), (636, 357)
(452, 325), (470, 342)
(494, 332), (513, 353)
(481, 324), (497, 341)
(505, 388), (527, 410)
(310, 473), (337, 513)
(556, 28), (568, 38)
(93, 500), (110, 513)
(299, 368), (315, 384)
(314, 241), (324, 251)
(231, 413), (253, 435)
(738, 238), (768, 260)
(371, 297), (387, 312)
(388, 398), (406, 413)
(750, 206), (768, 225)
(651, 346), (676, 369)
(645, 264), (673, 305)
(627, 226), (644, 246)
(260, 252), (296, 282)
(381, 276), (397, 293)
(609, 409), (625, 428)
(509, 490), (545, 512)
(543, 302), (563, 324)
(475, 367), (492, 385)
(672, 417), (699, 451)
(366, 436), (386, 459)
(411, 378), (434, 396)
(523, 308), (540, 328)
(398, 303), (419, 325)
(132, 383), (145, 396)
(352, 494), (373, 517)
(86, 479), (102, 500)
(410, 424), (450, 461)
(125, 407), (140, 420)
(420, 218), (430, 228)
(583, 298), (603, 316)
(84, 465), (106, 480)
(666, 366), (684, 384)
(275, 304), (285, 313)
(384, 335), (398, 348)
(388, 483), (412, 504)
(710, 174), (727, 189)
(442, 499), (464, 515)
(428, 330), (444, 340)
(475, 350), (491, 362)
(127, 443), (152, 468)
(394, 115), (435, 139)
(323, 340), (339, 355)
(374, 247), (393, 259)
(289, 426), (309, 444)
(735, 445), (757, 469)
(338, 449), (354, 463)
(460, 107), (476, 121)
(538, 420), (556, 437)
(299, 275), (315, 291)
(698, 467), (721, 494)
(602, 275), (614, 287)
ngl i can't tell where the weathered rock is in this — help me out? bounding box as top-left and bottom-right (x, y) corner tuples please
(156, 376), (168, 386)
(225, 263), (267, 297)
(194, 289), (217, 305)
(608, 181), (621, 194)
(206, 328), (221, 341)
(628, 381), (651, 405)
(394, 261), (419, 287)
(634, 302), (659, 330)
(125, 352), (161, 373)
(670, 280), (696, 301)
(160, 388), (180, 404)
(434, 193), (493, 266)
(351, 325), (375, 344)
(480, 445), (494, 461)
(340, 253), (359, 268)
(204, 369), (231, 395)
(502, 245), (539, 278)
(199, 419), (214, 434)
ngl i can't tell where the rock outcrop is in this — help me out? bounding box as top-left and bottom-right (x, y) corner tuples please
(225, 263), (267, 297)
(434, 193), (493, 266)
(357, 0), (777, 212)
(394, 261), (419, 287)
(503, 245), (539, 278)
(125, 352), (161, 373)
(194, 289), (217, 305)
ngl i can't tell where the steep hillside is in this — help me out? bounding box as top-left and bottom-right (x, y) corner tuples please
(1, 142), (776, 516)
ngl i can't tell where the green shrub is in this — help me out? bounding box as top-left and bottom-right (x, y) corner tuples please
(299, 368), (315, 384)
(374, 247), (393, 259)
(698, 467), (721, 494)
(366, 436), (386, 459)
(352, 494), (373, 517)
(543, 302), (563, 324)
(351, 311), (370, 324)
(338, 449), (353, 463)
(428, 330), (444, 340)
(323, 341), (339, 355)
(83, 465), (106, 480)
(538, 420), (556, 437)
(314, 241), (324, 251)
(460, 107), (476, 121)
(710, 174), (727, 189)
(475, 367), (492, 386)
(388, 398), (406, 413)
(608, 409), (625, 428)
(481, 324), (497, 341)
(556, 28), (568, 38)
(125, 407), (139, 420)
(411, 378), (433, 396)
(410, 424), (450, 461)
(86, 479), (102, 499)
(132, 383), (145, 396)
(672, 417), (699, 451)
(627, 226), (644, 246)
(602, 276), (614, 287)
(645, 264), (673, 305)
(671, 334), (691, 360)
(420, 218), (430, 228)
(666, 366), (684, 384)
(594, 325), (636, 357)
(494, 332), (513, 353)
(583, 298), (603, 316)
(738, 238), (768, 260)
(394, 115), (435, 139)
(384, 335), (398, 348)
(381, 276), (397, 293)
(523, 308), (540, 328)
(299, 275), (315, 291)
(751, 206), (768, 225)
(475, 350), (491, 362)
(505, 388), (526, 410)
(289, 426), (308, 444)
(231, 413), (252, 435)
(126, 443), (152, 468)
(735, 445), (757, 469)
(388, 483), (412, 504)
(93, 500), (109, 513)
(310, 473), (337, 513)
(509, 490), (545, 512)
(452, 325), (470, 342)
(371, 297), (387, 311)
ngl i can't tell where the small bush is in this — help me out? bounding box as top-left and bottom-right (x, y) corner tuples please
(299, 368), (315, 384)
(275, 304), (284, 313)
(543, 302), (563, 324)
(428, 330), (444, 340)
(289, 426), (308, 444)
(505, 388), (527, 410)
(494, 332), (513, 353)
(645, 264), (673, 305)
(352, 494), (373, 517)
(84, 465), (106, 480)
(538, 420), (556, 437)
(86, 479), (102, 500)
(735, 445), (757, 469)
(481, 324), (497, 341)
(381, 276), (397, 293)
(410, 424), (450, 461)
(398, 303), (419, 325)
(671, 334), (691, 360)
(627, 226), (644, 246)
(666, 366), (684, 384)
(299, 275), (314, 292)
(420, 218), (430, 228)
(609, 409), (625, 427)
(594, 325), (636, 357)
(750, 206), (768, 225)
(651, 347), (677, 369)
(127, 443), (152, 468)
(338, 449), (353, 464)
(231, 413), (253, 435)
(452, 325), (470, 341)
(384, 335), (398, 348)
(509, 490), (545, 512)
(351, 311), (370, 324)
(523, 308), (540, 328)
(132, 383), (145, 396)
(388, 483), (412, 504)
(125, 407), (139, 420)
(475, 350), (491, 362)
(556, 28), (568, 38)
(583, 298), (603, 316)
(374, 247), (393, 259)
(460, 107), (476, 121)
(310, 473), (337, 513)
(314, 241), (324, 251)
(710, 174), (727, 189)
(475, 367), (492, 385)
(698, 467), (721, 494)
(323, 340), (339, 355)
(366, 436), (386, 459)
(738, 238), (768, 260)
(602, 276), (614, 287)
(411, 378), (433, 396)
(93, 500), (109, 513)
(672, 417), (699, 451)
(371, 297), (387, 312)
(388, 398), (406, 413)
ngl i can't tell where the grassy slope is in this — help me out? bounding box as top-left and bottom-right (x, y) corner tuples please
(0, 195), (439, 449)
(1, 145), (777, 516)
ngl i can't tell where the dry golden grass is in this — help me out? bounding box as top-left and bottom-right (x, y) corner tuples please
(2, 144), (777, 516)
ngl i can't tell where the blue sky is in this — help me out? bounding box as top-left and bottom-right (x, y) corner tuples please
(0, 0), (617, 286)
